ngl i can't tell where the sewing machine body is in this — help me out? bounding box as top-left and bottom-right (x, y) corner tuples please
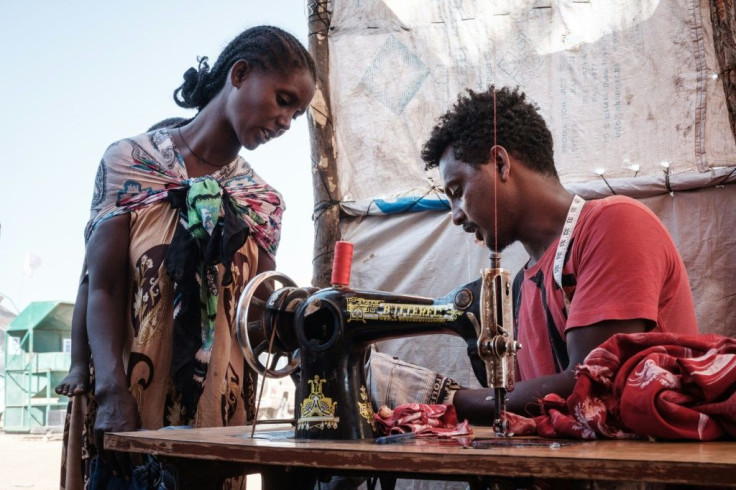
(239, 261), (518, 440)
(290, 280), (483, 439)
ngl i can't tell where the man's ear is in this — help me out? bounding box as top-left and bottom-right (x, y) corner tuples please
(490, 145), (511, 181)
(230, 59), (251, 88)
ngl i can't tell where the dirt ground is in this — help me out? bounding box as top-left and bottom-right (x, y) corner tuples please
(0, 430), (262, 489)
(0, 379), (289, 489)
(0, 430), (64, 490)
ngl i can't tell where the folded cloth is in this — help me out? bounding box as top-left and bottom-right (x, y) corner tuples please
(374, 403), (472, 437)
(508, 333), (736, 440)
(366, 350), (461, 409)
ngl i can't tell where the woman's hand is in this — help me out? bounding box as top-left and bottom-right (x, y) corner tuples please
(93, 387), (140, 480)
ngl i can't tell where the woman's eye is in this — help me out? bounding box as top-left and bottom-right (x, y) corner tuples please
(277, 95), (290, 107)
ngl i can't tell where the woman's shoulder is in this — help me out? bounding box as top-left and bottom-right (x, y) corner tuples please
(224, 158), (277, 190)
(103, 129), (170, 153)
(101, 129), (179, 173)
(100, 132), (145, 162)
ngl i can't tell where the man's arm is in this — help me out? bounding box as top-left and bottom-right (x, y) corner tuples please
(453, 318), (652, 425)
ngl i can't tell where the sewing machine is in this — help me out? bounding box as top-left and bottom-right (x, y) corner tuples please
(235, 243), (520, 441)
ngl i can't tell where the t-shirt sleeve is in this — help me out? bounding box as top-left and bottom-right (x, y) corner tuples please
(565, 200), (674, 329)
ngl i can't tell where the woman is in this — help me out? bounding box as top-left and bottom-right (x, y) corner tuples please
(55, 119), (188, 400)
(60, 25), (316, 489)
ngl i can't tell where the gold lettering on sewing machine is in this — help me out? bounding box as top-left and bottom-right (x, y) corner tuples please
(346, 297), (460, 323)
(298, 375), (339, 430)
(358, 385), (377, 431)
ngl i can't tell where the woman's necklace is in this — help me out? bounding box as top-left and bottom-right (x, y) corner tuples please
(177, 127), (224, 169)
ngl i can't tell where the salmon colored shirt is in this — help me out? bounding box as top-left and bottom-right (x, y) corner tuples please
(516, 196), (698, 381)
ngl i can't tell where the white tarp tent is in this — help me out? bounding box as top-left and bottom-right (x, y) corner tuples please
(330, 0), (735, 197)
(310, 0), (736, 403)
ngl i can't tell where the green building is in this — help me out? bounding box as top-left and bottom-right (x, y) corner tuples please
(3, 301), (72, 433)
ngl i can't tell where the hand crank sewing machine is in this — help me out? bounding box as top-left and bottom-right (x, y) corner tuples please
(235, 242), (521, 441)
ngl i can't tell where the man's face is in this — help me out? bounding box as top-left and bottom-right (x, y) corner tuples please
(439, 146), (511, 252)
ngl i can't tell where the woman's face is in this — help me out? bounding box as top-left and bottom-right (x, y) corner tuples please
(227, 65), (316, 151)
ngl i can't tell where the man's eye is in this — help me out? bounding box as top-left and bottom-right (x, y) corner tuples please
(277, 96), (289, 106)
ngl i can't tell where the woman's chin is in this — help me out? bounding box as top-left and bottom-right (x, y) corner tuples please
(243, 140), (260, 151)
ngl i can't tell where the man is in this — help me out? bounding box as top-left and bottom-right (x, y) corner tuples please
(419, 85), (699, 423)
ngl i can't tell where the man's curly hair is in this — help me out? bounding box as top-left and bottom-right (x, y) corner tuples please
(421, 86), (557, 178)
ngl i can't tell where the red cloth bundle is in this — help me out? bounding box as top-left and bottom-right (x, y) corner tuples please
(509, 333), (736, 440)
(374, 403), (472, 437)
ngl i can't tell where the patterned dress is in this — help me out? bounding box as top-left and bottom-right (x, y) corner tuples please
(60, 129), (284, 489)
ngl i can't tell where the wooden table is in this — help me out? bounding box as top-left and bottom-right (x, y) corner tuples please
(106, 425), (736, 488)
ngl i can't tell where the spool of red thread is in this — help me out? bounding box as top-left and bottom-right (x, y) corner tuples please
(331, 241), (354, 287)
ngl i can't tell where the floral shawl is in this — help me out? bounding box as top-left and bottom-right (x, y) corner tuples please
(86, 128), (283, 414)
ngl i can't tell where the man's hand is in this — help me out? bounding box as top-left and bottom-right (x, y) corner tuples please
(453, 318), (651, 423)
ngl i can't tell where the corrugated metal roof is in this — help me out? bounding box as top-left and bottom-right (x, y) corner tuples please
(6, 301), (73, 332)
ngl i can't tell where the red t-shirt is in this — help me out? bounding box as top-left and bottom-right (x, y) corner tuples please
(516, 196), (698, 381)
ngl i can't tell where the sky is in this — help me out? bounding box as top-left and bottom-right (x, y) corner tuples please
(0, 1), (317, 314)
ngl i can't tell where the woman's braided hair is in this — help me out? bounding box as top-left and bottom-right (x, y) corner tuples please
(174, 25), (316, 111)
(421, 85), (557, 178)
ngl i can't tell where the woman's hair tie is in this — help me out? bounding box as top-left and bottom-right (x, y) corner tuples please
(175, 56), (211, 110)
(195, 56), (210, 77)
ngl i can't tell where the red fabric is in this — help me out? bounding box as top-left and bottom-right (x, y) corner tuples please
(517, 196), (698, 380)
(508, 333), (736, 440)
(374, 403), (472, 437)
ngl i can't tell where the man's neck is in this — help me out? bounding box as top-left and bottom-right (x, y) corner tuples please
(519, 181), (575, 266)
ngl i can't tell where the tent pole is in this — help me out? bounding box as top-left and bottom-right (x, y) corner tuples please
(709, 0), (736, 143)
(307, 0), (341, 288)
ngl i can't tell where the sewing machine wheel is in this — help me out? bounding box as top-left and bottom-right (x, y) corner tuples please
(236, 271), (301, 378)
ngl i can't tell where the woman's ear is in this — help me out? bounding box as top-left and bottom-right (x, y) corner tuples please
(490, 145), (511, 181)
(230, 59), (250, 88)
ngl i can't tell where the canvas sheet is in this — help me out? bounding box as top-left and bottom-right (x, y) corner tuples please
(328, 0), (735, 204)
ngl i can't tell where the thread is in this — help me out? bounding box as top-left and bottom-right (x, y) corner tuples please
(331, 241), (354, 287)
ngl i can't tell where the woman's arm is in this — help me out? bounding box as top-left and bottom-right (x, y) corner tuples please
(256, 247), (276, 275)
(85, 214), (138, 478)
(244, 248), (278, 345)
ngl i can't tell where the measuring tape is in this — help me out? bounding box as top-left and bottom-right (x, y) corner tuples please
(552, 194), (585, 312)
